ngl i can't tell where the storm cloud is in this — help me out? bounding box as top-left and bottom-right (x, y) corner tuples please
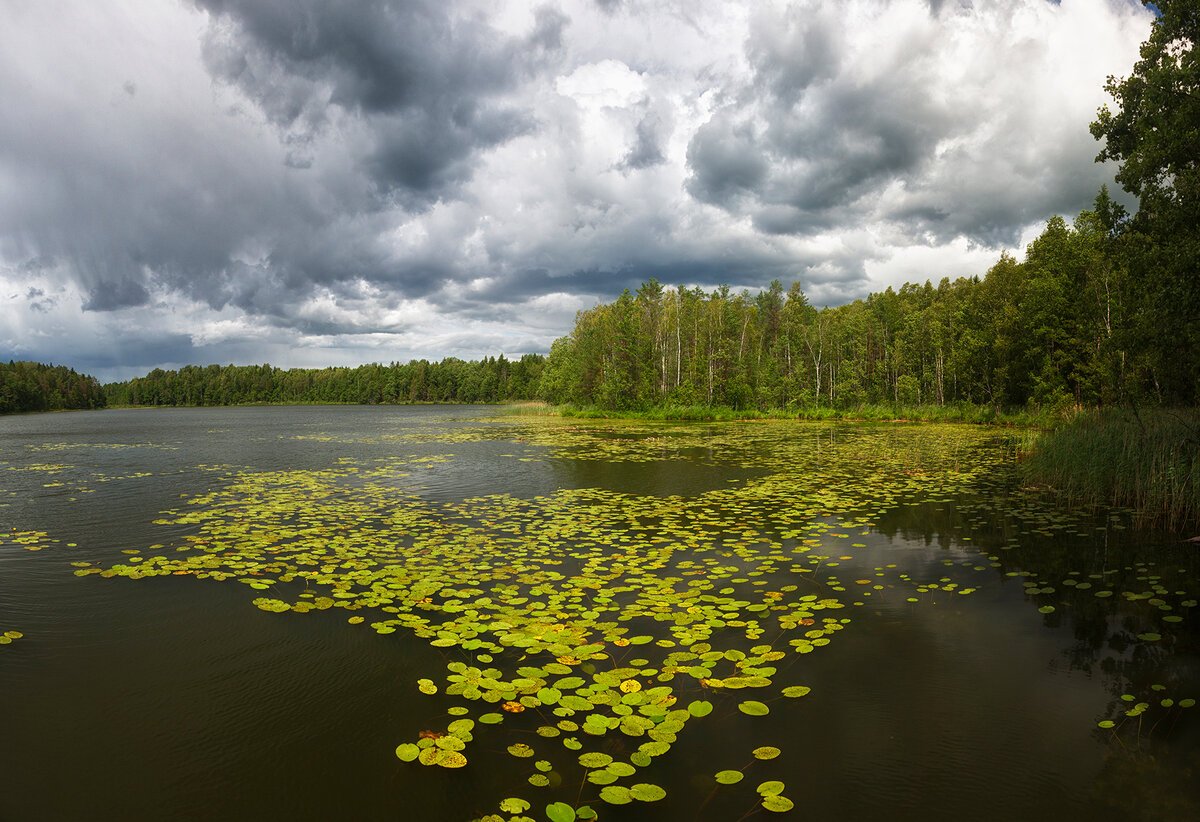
(0, 0), (1153, 380)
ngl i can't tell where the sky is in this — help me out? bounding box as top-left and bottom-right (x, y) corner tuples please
(0, 0), (1155, 382)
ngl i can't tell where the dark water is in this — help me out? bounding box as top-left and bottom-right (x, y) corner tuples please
(1, 406), (1197, 821)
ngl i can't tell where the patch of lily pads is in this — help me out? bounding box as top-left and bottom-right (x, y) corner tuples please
(40, 419), (1195, 818)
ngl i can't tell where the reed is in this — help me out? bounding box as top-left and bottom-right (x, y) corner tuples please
(1022, 408), (1200, 531)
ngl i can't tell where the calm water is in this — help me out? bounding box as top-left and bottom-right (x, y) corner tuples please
(1, 406), (1197, 821)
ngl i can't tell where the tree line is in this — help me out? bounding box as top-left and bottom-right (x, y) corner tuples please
(537, 188), (1175, 412)
(0, 361), (106, 414)
(102, 355), (545, 407)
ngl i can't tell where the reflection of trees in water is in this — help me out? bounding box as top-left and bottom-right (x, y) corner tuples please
(1094, 745), (1200, 821)
(873, 460), (1200, 801)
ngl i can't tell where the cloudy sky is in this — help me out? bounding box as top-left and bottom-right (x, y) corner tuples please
(1, 0), (1153, 382)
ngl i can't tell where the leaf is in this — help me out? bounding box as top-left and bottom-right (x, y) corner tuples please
(715, 770), (744, 785)
(545, 802), (576, 822)
(757, 780), (785, 797)
(629, 783), (666, 802)
(599, 786), (632, 805)
(578, 752), (613, 769)
(762, 795), (795, 812)
(752, 746), (781, 760)
(738, 700), (770, 716)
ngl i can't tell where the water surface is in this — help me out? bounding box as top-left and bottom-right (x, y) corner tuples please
(1, 406), (1197, 821)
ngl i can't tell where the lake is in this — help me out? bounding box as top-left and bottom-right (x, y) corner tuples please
(1, 406), (1197, 821)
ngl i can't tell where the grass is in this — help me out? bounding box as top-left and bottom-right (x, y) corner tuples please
(1021, 408), (1200, 532)
(504, 402), (1054, 426)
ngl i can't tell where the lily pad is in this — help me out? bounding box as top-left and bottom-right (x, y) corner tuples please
(545, 802), (576, 822)
(763, 795), (795, 812)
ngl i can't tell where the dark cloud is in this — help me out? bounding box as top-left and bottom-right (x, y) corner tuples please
(685, 117), (768, 205)
(688, 6), (953, 226)
(619, 110), (666, 171)
(198, 0), (560, 206)
(1, 1), (566, 323)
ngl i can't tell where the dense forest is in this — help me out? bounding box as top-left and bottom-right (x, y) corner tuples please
(536, 189), (1167, 412)
(0, 361), (106, 414)
(102, 355), (544, 407)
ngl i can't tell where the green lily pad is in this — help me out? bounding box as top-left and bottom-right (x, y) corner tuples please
(739, 700), (770, 716)
(545, 802), (576, 822)
(629, 783), (666, 802)
(599, 786), (632, 805)
(763, 795), (795, 812)
(578, 752), (613, 769)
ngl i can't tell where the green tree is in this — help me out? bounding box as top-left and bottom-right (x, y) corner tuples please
(1091, 0), (1200, 402)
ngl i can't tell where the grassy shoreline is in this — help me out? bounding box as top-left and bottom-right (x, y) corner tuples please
(503, 402), (1055, 427)
(506, 402), (1199, 531)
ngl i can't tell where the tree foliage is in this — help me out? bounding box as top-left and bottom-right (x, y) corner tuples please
(1091, 0), (1200, 403)
(538, 193), (1166, 412)
(103, 355), (544, 407)
(0, 361), (106, 414)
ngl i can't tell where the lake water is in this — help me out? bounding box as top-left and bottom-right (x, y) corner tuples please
(1, 406), (1197, 821)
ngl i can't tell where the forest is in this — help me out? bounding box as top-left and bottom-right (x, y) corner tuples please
(0, 361), (106, 414)
(101, 355), (544, 408)
(536, 188), (1185, 413)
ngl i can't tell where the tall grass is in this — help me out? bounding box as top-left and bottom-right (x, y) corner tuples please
(507, 402), (1051, 426)
(1022, 409), (1200, 531)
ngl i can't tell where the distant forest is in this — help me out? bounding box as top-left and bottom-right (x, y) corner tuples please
(0, 361), (106, 414)
(102, 355), (545, 408)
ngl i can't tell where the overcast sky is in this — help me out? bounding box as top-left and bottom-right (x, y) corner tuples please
(1, 0), (1153, 382)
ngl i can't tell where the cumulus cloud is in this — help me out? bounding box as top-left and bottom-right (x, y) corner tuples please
(687, 0), (1148, 247)
(0, 0), (1154, 379)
